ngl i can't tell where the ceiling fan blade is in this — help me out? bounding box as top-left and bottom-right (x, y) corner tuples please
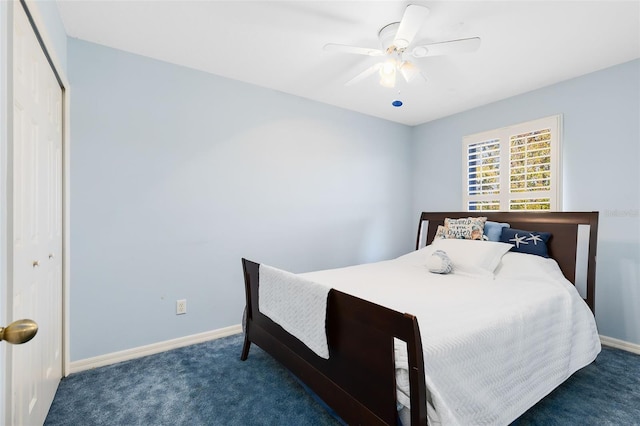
(411, 37), (481, 58)
(344, 62), (383, 86)
(324, 43), (385, 57)
(393, 4), (430, 49)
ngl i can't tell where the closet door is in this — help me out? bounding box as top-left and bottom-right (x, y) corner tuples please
(10, 3), (63, 424)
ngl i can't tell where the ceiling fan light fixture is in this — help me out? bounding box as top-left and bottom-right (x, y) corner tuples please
(380, 59), (396, 75)
(399, 61), (419, 82)
(379, 71), (396, 88)
(379, 58), (397, 87)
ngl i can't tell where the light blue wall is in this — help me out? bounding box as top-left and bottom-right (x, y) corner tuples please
(67, 36), (639, 358)
(411, 59), (640, 346)
(68, 39), (413, 361)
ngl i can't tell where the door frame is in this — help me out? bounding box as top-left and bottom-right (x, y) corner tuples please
(1, 0), (71, 423)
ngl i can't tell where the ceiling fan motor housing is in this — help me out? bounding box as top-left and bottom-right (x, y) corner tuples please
(378, 22), (403, 52)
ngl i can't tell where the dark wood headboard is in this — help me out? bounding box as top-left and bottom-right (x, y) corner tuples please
(415, 212), (599, 314)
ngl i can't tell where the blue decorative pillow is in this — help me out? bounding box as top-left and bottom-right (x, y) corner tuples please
(483, 221), (510, 242)
(500, 228), (551, 258)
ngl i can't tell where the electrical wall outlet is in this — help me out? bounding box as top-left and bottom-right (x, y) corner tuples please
(176, 299), (187, 315)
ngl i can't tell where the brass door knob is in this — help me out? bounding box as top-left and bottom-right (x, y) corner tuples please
(0, 319), (38, 344)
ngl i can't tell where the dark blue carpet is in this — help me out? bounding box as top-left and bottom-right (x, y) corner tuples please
(512, 344), (640, 425)
(45, 334), (640, 425)
(45, 335), (338, 426)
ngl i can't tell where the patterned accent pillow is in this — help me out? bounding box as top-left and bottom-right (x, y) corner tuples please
(499, 227), (551, 258)
(443, 217), (487, 240)
(433, 225), (447, 240)
(427, 250), (453, 274)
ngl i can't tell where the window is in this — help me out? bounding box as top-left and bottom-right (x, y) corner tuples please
(463, 115), (562, 211)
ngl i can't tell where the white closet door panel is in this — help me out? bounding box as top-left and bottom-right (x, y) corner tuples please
(10, 4), (63, 425)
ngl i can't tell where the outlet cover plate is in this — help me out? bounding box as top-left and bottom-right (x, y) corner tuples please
(176, 299), (187, 315)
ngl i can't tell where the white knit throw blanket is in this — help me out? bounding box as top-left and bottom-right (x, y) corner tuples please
(258, 264), (331, 359)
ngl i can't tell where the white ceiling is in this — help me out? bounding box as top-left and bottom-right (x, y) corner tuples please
(56, 0), (640, 126)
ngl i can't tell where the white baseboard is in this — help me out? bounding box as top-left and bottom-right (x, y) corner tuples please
(67, 328), (638, 375)
(600, 334), (640, 355)
(69, 324), (243, 374)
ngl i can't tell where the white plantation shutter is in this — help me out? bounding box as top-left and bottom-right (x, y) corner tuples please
(463, 115), (561, 211)
(466, 138), (501, 211)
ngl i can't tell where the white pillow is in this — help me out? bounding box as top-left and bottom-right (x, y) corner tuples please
(494, 251), (566, 282)
(431, 238), (513, 278)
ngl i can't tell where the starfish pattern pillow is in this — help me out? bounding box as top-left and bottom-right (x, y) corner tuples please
(499, 227), (551, 258)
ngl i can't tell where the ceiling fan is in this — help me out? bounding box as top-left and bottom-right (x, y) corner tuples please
(324, 4), (481, 88)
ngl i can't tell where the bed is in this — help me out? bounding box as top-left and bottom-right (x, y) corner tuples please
(240, 211), (600, 425)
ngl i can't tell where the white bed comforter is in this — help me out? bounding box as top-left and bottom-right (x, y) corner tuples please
(298, 248), (601, 426)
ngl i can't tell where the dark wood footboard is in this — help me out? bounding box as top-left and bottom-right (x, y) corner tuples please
(241, 258), (427, 426)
